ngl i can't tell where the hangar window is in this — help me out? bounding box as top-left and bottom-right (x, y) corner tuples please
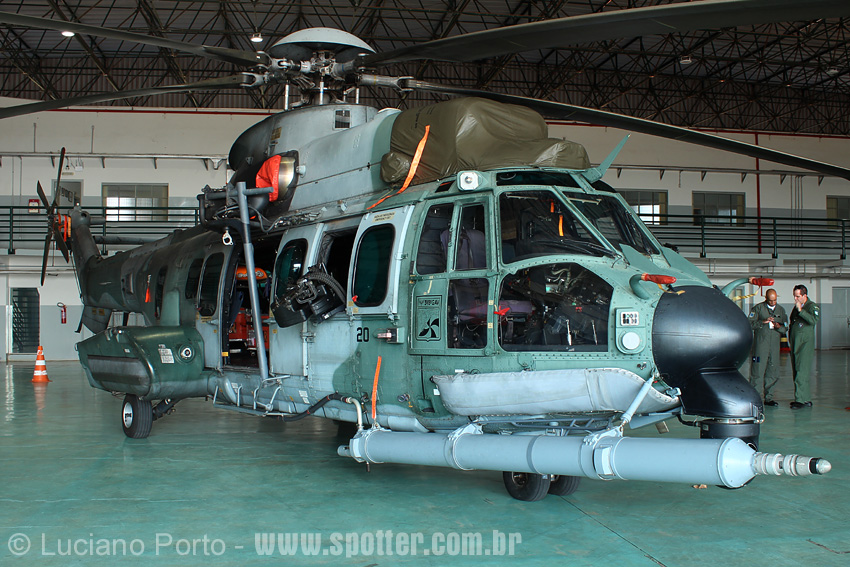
(103, 183), (168, 221)
(693, 192), (744, 225)
(416, 204), (453, 275)
(353, 225), (394, 306)
(198, 253), (224, 317)
(827, 196), (850, 229)
(621, 190), (668, 225)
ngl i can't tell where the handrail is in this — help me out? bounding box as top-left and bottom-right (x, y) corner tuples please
(0, 205), (845, 260)
(0, 205), (199, 255)
(644, 213), (847, 259)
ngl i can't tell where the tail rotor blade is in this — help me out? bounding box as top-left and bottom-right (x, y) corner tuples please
(52, 225), (71, 262)
(54, 148), (66, 208)
(36, 181), (52, 211)
(40, 232), (53, 286)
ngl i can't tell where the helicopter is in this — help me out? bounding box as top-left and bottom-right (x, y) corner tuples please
(0, 1), (845, 501)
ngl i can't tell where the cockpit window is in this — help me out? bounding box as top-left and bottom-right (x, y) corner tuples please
(498, 263), (611, 352)
(496, 171), (581, 188)
(562, 192), (660, 256)
(499, 190), (613, 263)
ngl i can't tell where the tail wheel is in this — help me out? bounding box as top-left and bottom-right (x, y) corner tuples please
(502, 471), (551, 502)
(548, 475), (581, 496)
(122, 394), (153, 439)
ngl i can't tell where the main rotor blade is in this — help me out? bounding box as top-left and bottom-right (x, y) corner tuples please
(0, 74), (251, 120)
(54, 147), (65, 209)
(403, 80), (850, 180)
(361, 0), (850, 65)
(0, 11), (267, 67)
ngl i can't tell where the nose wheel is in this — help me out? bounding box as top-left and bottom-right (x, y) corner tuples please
(122, 394), (153, 439)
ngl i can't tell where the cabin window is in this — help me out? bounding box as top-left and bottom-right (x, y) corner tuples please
(273, 239), (307, 300)
(154, 266), (167, 320)
(198, 253), (224, 317)
(185, 258), (204, 299)
(454, 205), (488, 271)
(321, 231), (356, 290)
(497, 263), (611, 352)
(334, 109), (351, 129)
(448, 278), (489, 349)
(415, 204), (453, 275)
(352, 225), (395, 306)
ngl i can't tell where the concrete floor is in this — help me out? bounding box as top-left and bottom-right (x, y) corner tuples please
(1, 352), (848, 566)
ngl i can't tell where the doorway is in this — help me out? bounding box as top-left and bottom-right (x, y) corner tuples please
(827, 287), (850, 349)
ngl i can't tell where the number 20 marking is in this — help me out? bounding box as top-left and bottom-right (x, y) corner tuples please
(356, 327), (370, 342)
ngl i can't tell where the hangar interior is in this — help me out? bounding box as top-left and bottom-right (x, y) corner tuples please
(2, 0), (850, 359)
(0, 2), (849, 566)
(1, 105), (849, 360)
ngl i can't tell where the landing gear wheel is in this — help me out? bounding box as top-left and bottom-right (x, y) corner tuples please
(122, 394), (153, 439)
(548, 475), (581, 496)
(502, 471), (551, 501)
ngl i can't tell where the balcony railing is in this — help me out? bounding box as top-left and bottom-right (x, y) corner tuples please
(645, 214), (847, 259)
(0, 205), (199, 255)
(0, 206), (845, 260)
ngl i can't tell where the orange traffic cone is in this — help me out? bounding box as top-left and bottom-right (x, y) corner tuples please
(32, 346), (50, 383)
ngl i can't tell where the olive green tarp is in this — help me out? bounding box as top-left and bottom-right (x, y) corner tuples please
(381, 97), (590, 185)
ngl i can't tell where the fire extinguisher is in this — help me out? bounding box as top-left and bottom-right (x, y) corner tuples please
(57, 302), (67, 324)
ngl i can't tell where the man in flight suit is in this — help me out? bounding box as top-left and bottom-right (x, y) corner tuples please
(748, 289), (787, 406)
(788, 284), (820, 409)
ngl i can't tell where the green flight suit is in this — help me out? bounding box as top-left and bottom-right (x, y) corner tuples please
(788, 299), (820, 403)
(748, 301), (787, 402)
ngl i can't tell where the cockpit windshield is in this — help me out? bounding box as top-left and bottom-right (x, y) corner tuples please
(499, 190), (615, 263)
(561, 192), (660, 256)
(499, 188), (660, 262)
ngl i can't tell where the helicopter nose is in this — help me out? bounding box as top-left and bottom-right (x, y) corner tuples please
(651, 285), (761, 444)
(652, 285), (752, 378)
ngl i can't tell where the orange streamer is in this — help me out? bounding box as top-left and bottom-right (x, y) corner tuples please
(371, 356), (382, 421)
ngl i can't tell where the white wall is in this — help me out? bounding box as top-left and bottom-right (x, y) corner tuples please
(0, 98), (275, 207)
